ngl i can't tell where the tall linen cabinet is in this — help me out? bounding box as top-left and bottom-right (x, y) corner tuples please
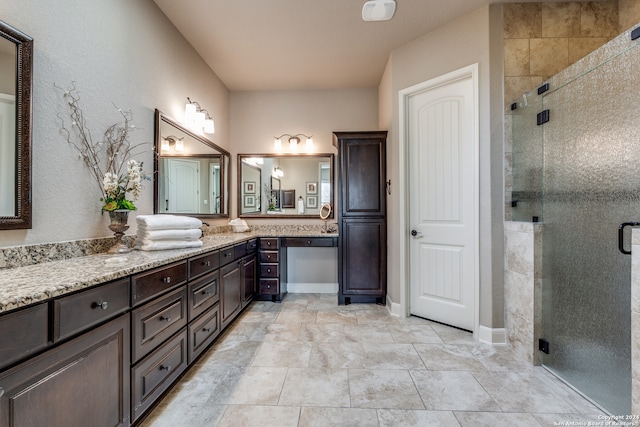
(333, 131), (387, 305)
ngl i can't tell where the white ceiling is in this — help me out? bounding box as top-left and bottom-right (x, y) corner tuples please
(152, 0), (555, 91)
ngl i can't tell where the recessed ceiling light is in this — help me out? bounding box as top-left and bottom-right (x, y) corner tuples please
(362, 0), (396, 21)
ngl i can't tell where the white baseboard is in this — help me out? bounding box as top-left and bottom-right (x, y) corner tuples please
(478, 325), (507, 345)
(386, 294), (404, 317)
(286, 282), (338, 294)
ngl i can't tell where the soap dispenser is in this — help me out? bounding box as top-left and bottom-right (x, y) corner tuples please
(297, 196), (304, 214)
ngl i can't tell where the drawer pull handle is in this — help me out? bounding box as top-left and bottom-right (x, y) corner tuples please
(160, 316), (172, 322)
(160, 365), (171, 371)
(93, 301), (109, 310)
(202, 290), (213, 296)
(203, 261), (211, 267)
(203, 327), (212, 332)
(267, 242), (271, 246)
(163, 276), (171, 284)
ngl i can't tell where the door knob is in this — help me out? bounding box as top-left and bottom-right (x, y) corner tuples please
(410, 229), (423, 238)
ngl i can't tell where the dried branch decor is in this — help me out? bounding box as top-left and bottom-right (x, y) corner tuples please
(56, 82), (149, 212)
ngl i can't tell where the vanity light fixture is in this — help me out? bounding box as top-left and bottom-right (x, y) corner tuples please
(273, 166), (284, 177)
(273, 133), (313, 152)
(161, 135), (185, 152)
(184, 97), (215, 134)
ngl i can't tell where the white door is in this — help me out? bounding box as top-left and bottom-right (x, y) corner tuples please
(407, 65), (478, 331)
(167, 158), (200, 213)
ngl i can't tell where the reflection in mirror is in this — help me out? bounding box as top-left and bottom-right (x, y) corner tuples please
(238, 154), (334, 218)
(0, 20), (32, 229)
(154, 110), (230, 217)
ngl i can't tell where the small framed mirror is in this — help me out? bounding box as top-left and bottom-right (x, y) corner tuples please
(154, 110), (230, 217)
(319, 203), (332, 220)
(0, 20), (33, 229)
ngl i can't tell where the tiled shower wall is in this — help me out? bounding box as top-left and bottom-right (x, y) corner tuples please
(504, 222), (542, 365)
(503, 1), (637, 105)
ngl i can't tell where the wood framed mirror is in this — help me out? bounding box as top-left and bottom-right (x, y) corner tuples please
(0, 20), (32, 229)
(238, 154), (334, 219)
(154, 109), (230, 217)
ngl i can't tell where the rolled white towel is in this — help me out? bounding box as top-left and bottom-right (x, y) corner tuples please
(138, 228), (202, 241)
(135, 240), (203, 251)
(136, 214), (202, 230)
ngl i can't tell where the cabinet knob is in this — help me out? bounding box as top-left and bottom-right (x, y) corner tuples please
(267, 268), (271, 273)
(163, 276), (171, 284)
(266, 285), (271, 289)
(267, 242), (271, 246)
(160, 365), (171, 371)
(266, 255), (271, 260)
(160, 316), (172, 322)
(93, 301), (109, 310)
(307, 240), (311, 245)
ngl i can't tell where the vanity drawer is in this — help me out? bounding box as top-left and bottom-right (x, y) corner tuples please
(132, 261), (187, 307)
(0, 303), (49, 370)
(259, 250), (279, 263)
(281, 237), (337, 247)
(131, 328), (188, 422)
(188, 250), (220, 280)
(132, 287), (188, 363)
(53, 278), (130, 342)
(259, 238), (279, 250)
(260, 264), (279, 278)
(259, 279), (279, 294)
(188, 306), (220, 364)
(188, 270), (219, 321)
(234, 239), (257, 259)
(219, 246), (235, 267)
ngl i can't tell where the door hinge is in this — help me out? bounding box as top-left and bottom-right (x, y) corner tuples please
(539, 338), (550, 354)
(537, 109), (550, 125)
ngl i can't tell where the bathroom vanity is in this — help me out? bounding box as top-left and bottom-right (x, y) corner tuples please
(0, 230), (335, 426)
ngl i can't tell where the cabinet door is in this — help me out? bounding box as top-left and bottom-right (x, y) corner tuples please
(220, 260), (242, 329)
(241, 254), (256, 308)
(0, 314), (130, 427)
(336, 132), (387, 217)
(340, 219), (387, 297)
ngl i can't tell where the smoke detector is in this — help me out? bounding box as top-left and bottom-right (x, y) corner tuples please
(362, 0), (396, 21)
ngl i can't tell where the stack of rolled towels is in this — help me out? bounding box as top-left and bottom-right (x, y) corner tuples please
(135, 214), (203, 251)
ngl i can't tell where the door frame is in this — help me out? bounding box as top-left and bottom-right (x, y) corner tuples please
(398, 63), (480, 339)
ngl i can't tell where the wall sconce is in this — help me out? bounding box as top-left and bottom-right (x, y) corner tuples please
(273, 166), (284, 177)
(184, 97), (215, 134)
(161, 135), (185, 152)
(274, 133), (313, 152)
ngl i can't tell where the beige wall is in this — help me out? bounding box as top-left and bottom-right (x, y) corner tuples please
(381, 5), (505, 328)
(0, 0), (230, 247)
(229, 88), (379, 221)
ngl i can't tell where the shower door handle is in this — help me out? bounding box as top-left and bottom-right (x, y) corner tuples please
(618, 222), (640, 254)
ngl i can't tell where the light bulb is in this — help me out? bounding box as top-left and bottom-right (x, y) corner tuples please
(204, 118), (215, 134)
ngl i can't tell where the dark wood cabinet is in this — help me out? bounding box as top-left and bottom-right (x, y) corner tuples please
(255, 238), (287, 302)
(0, 303), (48, 371)
(220, 258), (243, 329)
(334, 131), (387, 305)
(0, 314), (130, 427)
(241, 253), (256, 308)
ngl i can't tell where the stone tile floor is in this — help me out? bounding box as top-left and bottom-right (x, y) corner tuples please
(140, 293), (606, 427)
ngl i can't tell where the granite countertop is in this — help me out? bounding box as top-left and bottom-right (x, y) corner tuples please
(0, 230), (337, 314)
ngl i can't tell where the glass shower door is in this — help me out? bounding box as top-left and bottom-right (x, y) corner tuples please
(540, 39), (640, 415)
